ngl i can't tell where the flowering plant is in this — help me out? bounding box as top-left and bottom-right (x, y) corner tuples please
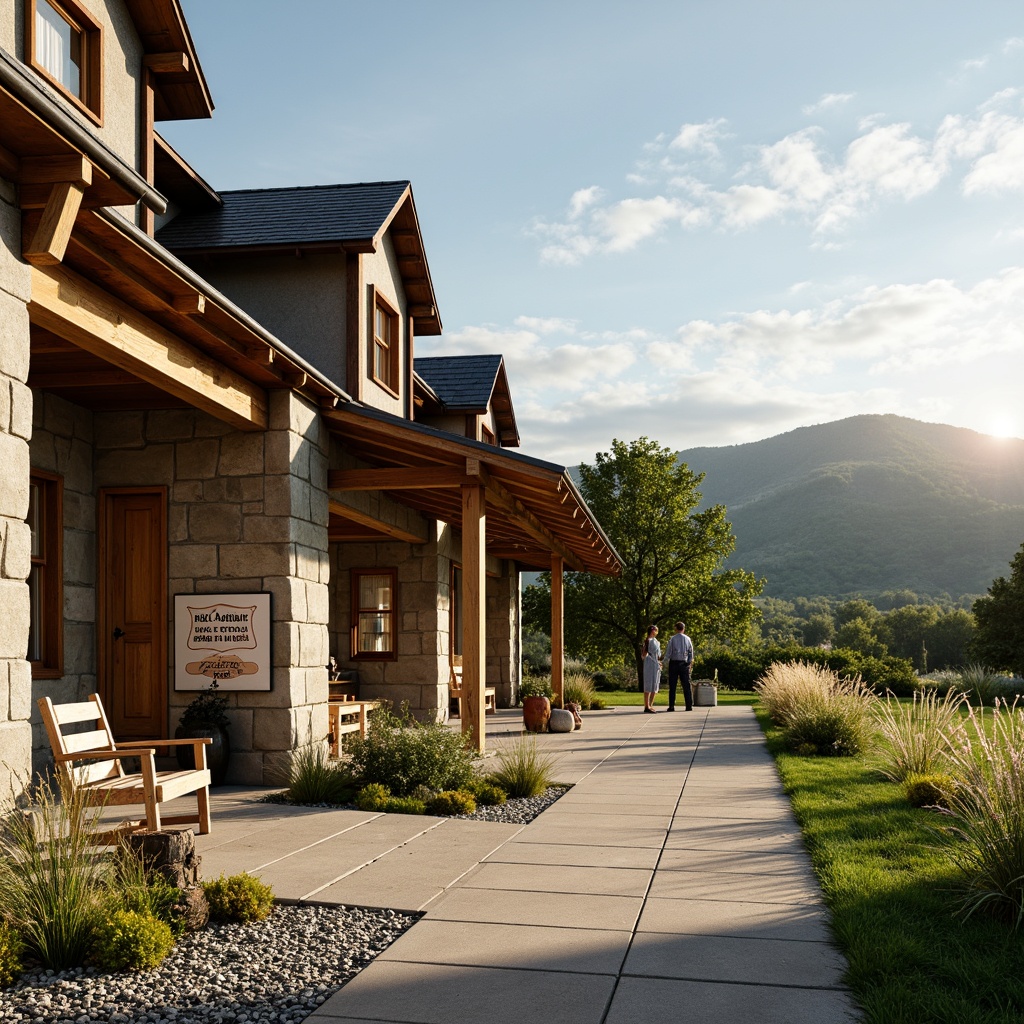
(179, 681), (231, 729)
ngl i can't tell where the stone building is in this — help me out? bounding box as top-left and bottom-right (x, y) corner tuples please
(0, 0), (619, 796)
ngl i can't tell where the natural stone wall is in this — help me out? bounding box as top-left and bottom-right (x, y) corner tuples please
(94, 392), (330, 784)
(0, 174), (33, 799)
(486, 566), (521, 707)
(28, 392), (97, 772)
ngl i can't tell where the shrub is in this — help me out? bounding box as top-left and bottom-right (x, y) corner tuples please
(939, 701), (1024, 925)
(356, 782), (391, 811)
(873, 688), (966, 783)
(276, 743), (356, 805)
(426, 791), (476, 816)
(0, 775), (109, 969)
(203, 873), (274, 923)
(905, 772), (955, 809)
(0, 920), (24, 988)
(383, 796), (427, 815)
(464, 776), (507, 805)
(959, 664), (1008, 706)
(489, 735), (561, 798)
(785, 700), (873, 757)
(520, 676), (553, 700)
(109, 848), (190, 938)
(563, 672), (597, 710)
(92, 910), (174, 972)
(346, 704), (476, 796)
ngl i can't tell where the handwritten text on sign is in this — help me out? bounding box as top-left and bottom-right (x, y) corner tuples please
(185, 604), (258, 651)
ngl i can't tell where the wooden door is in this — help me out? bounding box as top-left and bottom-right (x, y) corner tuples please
(99, 488), (167, 741)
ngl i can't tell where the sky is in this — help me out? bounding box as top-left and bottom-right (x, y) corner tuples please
(165, 1), (1024, 466)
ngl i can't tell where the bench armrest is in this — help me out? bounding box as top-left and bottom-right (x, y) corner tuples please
(116, 738), (212, 748)
(54, 748), (152, 762)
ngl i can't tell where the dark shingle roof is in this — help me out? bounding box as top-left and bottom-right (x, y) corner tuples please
(156, 180), (410, 250)
(415, 355), (503, 410)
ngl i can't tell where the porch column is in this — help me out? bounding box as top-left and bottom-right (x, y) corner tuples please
(551, 555), (564, 707)
(461, 480), (487, 753)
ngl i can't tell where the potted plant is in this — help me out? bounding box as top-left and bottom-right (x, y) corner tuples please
(693, 668), (719, 707)
(175, 681), (231, 785)
(520, 676), (552, 733)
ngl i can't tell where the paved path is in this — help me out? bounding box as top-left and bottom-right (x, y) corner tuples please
(192, 705), (861, 1024)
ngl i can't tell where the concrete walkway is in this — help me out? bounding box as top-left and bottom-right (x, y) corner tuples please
(192, 705), (861, 1024)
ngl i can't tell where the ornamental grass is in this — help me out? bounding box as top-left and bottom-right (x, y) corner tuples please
(873, 687), (966, 783)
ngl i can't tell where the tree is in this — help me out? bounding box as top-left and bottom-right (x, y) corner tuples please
(884, 605), (940, 670)
(970, 543), (1024, 675)
(528, 438), (764, 683)
(834, 617), (888, 659)
(924, 609), (975, 671)
(801, 612), (835, 648)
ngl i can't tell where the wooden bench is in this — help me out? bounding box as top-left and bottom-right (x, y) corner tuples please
(449, 655), (496, 717)
(38, 693), (212, 838)
(327, 698), (380, 758)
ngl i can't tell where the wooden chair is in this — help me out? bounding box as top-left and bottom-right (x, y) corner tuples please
(38, 694), (212, 838)
(449, 654), (496, 717)
(327, 698), (380, 758)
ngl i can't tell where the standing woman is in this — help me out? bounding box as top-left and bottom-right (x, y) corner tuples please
(642, 624), (662, 713)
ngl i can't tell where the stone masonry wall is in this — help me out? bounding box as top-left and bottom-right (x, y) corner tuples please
(0, 175), (33, 799)
(486, 566), (520, 708)
(93, 391), (330, 784)
(28, 393), (97, 772)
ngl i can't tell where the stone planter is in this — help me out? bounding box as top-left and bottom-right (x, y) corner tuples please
(693, 681), (718, 707)
(522, 696), (551, 733)
(175, 722), (231, 786)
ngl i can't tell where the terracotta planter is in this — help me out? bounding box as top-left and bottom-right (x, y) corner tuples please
(522, 696), (551, 733)
(175, 722), (231, 786)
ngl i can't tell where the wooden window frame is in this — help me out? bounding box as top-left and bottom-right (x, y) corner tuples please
(370, 288), (401, 398)
(450, 563), (463, 659)
(350, 568), (398, 662)
(25, 0), (104, 125)
(29, 470), (64, 679)
(481, 424), (496, 446)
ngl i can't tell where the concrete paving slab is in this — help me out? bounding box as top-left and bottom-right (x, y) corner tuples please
(625, 932), (849, 988)
(649, 868), (821, 904)
(310, 960), (617, 1024)
(424, 886), (643, 930)
(511, 823), (668, 848)
(658, 846), (817, 877)
(675, 798), (797, 821)
(536, 809), (675, 829)
(377, 918), (631, 974)
(457, 861), (653, 897)
(638, 895), (832, 941)
(664, 826), (806, 853)
(485, 841), (663, 870)
(606, 976), (861, 1024)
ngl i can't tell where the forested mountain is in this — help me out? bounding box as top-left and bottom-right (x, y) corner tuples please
(679, 415), (1024, 600)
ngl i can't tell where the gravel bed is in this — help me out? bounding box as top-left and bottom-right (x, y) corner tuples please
(0, 903), (418, 1024)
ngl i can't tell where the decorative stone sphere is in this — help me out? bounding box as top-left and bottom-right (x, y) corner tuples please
(549, 708), (575, 733)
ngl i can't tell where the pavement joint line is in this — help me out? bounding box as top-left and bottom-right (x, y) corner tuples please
(233, 812), (388, 874)
(381, 956), (620, 978)
(297, 819), (452, 902)
(618, 971), (852, 992)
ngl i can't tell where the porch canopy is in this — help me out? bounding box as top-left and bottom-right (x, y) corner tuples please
(324, 404), (621, 750)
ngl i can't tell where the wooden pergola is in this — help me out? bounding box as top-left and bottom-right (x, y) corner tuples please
(324, 405), (621, 752)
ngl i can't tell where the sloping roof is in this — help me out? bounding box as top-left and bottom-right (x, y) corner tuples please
(416, 355), (503, 410)
(156, 181), (411, 250)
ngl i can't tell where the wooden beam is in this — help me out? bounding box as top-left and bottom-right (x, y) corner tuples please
(551, 556), (565, 708)
(283, 371), (307, 388)
(171, 292), (206, 315)
(67, 230), (174, 305)
(328, 467), (468, 491)
(20, 155), (92, 188)
(29, 368), (139, 388)
(461, 482), (487, 754)
(28, 264), (268, 431)
(328, 499), (428, 545)
(245, 345), (275, 366)
(144, 52), (190, 73)
(24, 182), (85, 265)
(409, 304), (435, 319)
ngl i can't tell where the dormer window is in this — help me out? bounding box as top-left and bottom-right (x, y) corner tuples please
(372, 292), (400, 396)
(26, 0), (102, 123)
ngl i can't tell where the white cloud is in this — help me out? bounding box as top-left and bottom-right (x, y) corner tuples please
(568, 186), (603, 219)
(802, 92), (855, 116)
(668, 118), (729, 158)
(1004, 37), (1024, 54)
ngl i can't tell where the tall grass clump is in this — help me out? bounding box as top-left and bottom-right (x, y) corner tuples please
(0, 775), (109, 969)
(939, 700), (1024, 926)
(488, 735), (560, 798)
(346, 703), (476, 796)
(563, 671), (597, 710)
(755, 660), (875, 756)
(873, 688), (966, 783)
(958, 664), (1005, 706)
(274, 743), (356, 805)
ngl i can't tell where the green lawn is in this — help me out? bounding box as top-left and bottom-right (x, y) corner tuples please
(597, 688), (758, 707)
(757, 708), (1024, 1023)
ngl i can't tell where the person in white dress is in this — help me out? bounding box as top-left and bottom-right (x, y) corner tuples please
(642, 624), (662, 713)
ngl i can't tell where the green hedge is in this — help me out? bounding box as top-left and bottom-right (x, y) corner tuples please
(694, 644), (917, 696)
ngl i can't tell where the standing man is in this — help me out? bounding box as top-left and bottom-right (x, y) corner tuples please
(665, 621), (694, 711)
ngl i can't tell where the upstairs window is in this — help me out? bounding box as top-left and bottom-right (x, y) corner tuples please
(372, 293), (400, 396)
(481, 424), (496, 446)
(26, 0), (102, 122)
(28, 471), (64, 678)
(351, 569), (397, 660)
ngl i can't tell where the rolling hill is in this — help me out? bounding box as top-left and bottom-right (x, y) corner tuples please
(678, 415), (1024, 600)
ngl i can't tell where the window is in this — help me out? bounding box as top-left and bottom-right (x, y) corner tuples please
(450, 564), (463, 657)
(481, 424), (496, 446)
(371, 293), (400, 395)
(26, 0), (102, 122)
(28, 471), (64, 678)
(351, 569), (397, 660)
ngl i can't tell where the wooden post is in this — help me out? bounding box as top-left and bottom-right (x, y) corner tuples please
(551, 555), (564, 707)
(461, 481), (487, 753)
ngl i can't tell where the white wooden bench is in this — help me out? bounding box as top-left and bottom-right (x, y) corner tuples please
(327, 698), (380, 758)
(38, 693), (212, 838)
(449, 655), (496, 717)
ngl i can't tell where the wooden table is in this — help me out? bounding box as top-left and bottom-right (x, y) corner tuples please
(327, 699), (379, 758)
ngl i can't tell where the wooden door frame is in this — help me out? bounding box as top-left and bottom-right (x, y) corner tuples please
(97, 486), (168, 739)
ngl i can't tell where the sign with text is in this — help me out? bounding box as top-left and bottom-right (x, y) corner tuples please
(173, 593), (272, 691)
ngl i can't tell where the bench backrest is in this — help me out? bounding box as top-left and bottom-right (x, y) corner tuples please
(449, 654), (463, 696)
(38, 694), (123, 787)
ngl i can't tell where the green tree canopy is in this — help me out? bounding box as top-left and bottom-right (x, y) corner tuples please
(526, 437), (764, 681)
(970, 543), (1024, 675)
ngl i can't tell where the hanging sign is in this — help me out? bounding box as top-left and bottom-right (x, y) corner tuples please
(173, 593), (272, 691)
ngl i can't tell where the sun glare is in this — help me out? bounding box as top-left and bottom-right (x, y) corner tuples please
(987, 416), (1019, 440)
